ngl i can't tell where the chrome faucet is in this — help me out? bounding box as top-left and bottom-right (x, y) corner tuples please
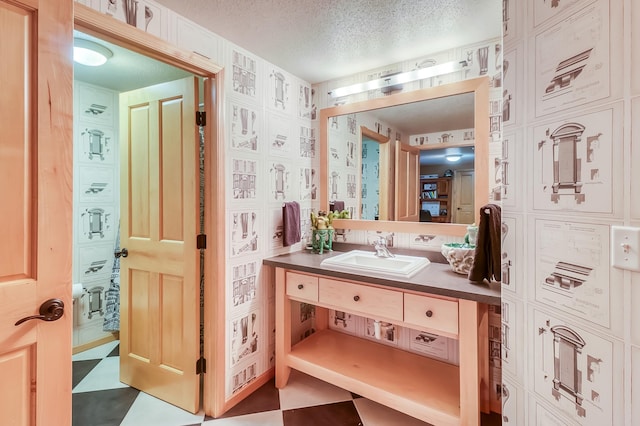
(373, 236), (394, 258)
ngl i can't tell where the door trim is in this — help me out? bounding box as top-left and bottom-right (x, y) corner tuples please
(74, 3), (226, 416)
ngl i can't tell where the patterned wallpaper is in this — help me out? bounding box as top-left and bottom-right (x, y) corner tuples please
(72, 80), (120, 347)
(502, 0), (635, 424)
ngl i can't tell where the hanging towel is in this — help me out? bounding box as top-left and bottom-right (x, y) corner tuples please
(282, 201), (301, 246)
(330, 201), (345, 212)
(103, 221), (121, 332)
(468, 204), (502, 283)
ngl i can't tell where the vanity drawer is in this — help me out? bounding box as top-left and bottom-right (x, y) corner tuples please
(404, 294), (458, 336)
(319, 278), (403, 321)
(286, 272), (319, 302)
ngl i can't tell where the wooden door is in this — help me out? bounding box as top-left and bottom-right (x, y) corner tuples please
(395, 142), (420, 222)
(119, 76), (201, 413)
(453, 169), (475, 224)
(0, 0), (73, 424)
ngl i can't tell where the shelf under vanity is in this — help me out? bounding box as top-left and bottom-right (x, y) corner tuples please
(265, 250), (500, 426)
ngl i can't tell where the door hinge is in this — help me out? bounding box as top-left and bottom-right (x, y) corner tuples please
(196, 357), (206, 374)
(197, 234), (207, 249)
(196, 111), (206, 126)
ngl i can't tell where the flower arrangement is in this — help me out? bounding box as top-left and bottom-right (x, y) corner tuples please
(310, 209), (350, 230)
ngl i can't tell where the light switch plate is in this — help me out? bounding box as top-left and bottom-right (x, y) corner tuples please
(611, 226), (640, 272)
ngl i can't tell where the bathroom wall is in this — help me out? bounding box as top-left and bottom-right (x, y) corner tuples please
(312, 35), (504, 409)
(72, 80), (120, 348)
(502, 0), (634, 424)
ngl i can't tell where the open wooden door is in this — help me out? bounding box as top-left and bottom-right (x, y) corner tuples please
(395, 142), (420, 222)
(119, 76), (201, 413)
(0, 0), (73, 424)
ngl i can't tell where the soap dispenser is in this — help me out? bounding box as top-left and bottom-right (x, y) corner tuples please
(464, 224), (478, 247)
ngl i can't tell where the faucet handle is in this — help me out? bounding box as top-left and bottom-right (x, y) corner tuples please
(373, 236), (383, 246)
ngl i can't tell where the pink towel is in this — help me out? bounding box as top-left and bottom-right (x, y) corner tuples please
(331, 201), (345, 212)
(282, 201), (301, 246)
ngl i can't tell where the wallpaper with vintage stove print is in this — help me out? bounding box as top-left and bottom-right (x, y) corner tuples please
(534, 0), (611, 118)
(223, 41), (319, 398)
(501, 0), (634, 423)
(532, 108), (621, 213)
(73, 81), (119, 347)
(532, 309), (623, 425)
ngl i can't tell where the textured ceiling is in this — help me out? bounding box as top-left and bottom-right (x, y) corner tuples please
(153, 0), (502, 83)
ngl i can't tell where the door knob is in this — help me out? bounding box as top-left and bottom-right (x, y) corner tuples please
(15, 299), (65, 326)
(114, 248), (128, 258)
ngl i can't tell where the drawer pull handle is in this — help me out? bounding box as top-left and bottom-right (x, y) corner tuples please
(425, 310), (433, 318)
(353, 295), (360, 302)
(298, 284), (304, 290)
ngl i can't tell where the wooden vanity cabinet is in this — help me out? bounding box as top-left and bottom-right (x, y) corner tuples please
(275, 267), (488, 426)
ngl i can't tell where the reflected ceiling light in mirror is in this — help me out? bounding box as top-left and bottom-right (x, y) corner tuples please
(445, 154), (462, 162)
(73, 38), (113, 66)
(328, 60), (469, 98)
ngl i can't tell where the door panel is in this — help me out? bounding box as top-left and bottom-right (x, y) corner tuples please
(119, 76), (200, 413)
(1, 2), (32, 281)
(453, 170), (475, 224)
(0, 0), (73, 424)
(395, 142), (420, 222)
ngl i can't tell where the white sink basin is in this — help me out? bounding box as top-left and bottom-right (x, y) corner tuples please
(320, 250), (430, 279)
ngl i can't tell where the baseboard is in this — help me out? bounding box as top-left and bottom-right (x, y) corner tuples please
(72, 332), (119, 355)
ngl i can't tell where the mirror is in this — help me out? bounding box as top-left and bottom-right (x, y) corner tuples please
(320, 77), (489, 237)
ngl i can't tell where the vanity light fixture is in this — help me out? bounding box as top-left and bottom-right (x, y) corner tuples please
(73, 38), (113, 67)
(328, 60), (469, 98)
(445, 154), (462, 162)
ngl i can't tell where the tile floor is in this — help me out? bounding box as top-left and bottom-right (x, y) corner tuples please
(73, 341), (501, 426)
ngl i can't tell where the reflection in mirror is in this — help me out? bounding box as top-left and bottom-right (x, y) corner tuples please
(361, 136), (380, 220)
(360, 127), (389, 221)
(419, 146), (475, 224)
(328, 91), (475, 223)
(320, 77), (489, 236)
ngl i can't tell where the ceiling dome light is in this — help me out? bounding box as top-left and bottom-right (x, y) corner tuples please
(445, 154), (462, 162)
(73, 38), (113, 66)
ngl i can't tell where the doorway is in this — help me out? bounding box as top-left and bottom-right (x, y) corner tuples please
(71, 29), (205, 422)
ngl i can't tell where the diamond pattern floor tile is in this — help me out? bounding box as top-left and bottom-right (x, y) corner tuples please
(73, 359), (102, 388)
(72, 387), (140, 426)
(119, 392), (205, 426)
(72, 356), (128, 393)
(282, 401), (362, 426)
(277, 370), (353, 411)
(72, 340), (502, 426)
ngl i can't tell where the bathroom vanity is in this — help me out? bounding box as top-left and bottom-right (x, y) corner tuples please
(264, 250), (500, 426)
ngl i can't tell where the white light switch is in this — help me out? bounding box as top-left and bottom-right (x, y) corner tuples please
(611, 226), (640, 272)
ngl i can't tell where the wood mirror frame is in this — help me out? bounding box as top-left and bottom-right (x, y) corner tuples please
(320, 76), (490, 237)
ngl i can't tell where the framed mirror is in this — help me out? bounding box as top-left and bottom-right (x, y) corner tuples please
(320, 77), (489, 237)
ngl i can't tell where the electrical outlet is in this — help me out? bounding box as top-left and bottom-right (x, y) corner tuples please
(611, 226), (640, 272)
